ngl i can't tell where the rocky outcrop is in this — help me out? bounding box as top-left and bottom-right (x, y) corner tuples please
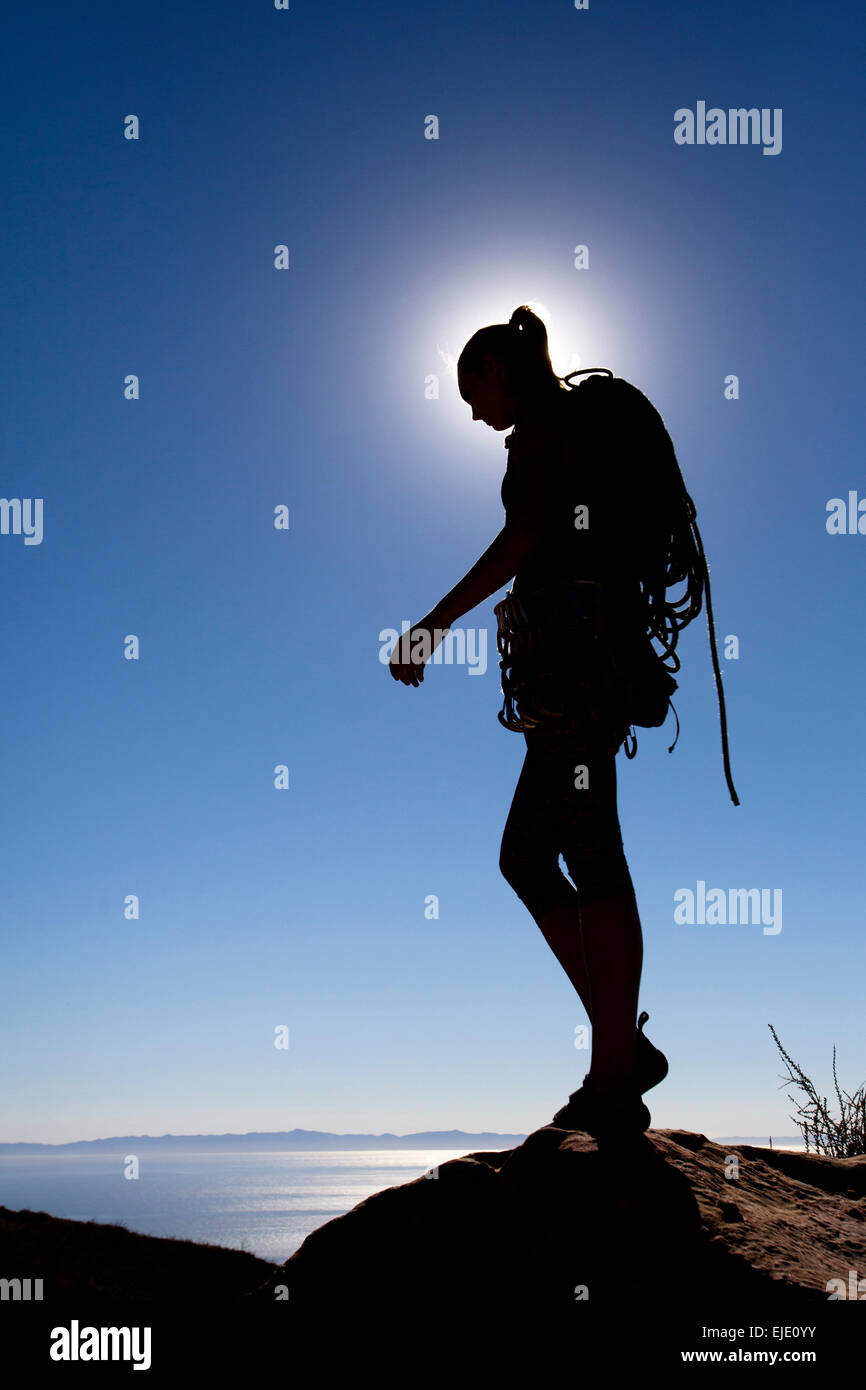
(248, 1125), (866, 1334)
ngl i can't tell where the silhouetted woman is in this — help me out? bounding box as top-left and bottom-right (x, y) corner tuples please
(390, 304), (669, 1138)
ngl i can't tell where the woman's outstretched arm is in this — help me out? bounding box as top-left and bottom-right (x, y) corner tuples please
(390, 418), (555, 685)
(423, 522), (540, 630)
(424, 417), (556, 629)
(389, 521), (542, 686)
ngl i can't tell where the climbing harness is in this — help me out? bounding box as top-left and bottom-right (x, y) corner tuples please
(494, 578), (679, 757)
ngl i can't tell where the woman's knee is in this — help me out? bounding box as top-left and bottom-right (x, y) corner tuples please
(562, 845), (634, 905)
(499, 831), (570, 916)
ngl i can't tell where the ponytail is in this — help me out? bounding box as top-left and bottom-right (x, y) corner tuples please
(458, 304), (562, 395)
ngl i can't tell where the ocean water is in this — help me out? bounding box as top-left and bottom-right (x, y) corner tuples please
(0, 1140), (811, 1270)
(0, 1149), (480, 1267)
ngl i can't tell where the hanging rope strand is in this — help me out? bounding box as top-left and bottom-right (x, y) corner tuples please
(688, 509), (740, 806)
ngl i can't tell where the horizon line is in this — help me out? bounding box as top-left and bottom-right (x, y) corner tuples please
(0, 1126), (807, 1149)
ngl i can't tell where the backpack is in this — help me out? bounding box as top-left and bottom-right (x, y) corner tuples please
(494, 368), (739, 805)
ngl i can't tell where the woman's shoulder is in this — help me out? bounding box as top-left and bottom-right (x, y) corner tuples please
(511, 389), (571, 459)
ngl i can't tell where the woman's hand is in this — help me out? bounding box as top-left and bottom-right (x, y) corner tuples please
(389, 616), (449, 687)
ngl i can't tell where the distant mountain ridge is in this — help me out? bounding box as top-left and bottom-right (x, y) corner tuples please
(0, 1128), (806, 1154)
(0, 1128), (529, 1154)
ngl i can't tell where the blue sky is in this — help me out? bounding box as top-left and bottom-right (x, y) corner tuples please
(1, 0), (864, 1145)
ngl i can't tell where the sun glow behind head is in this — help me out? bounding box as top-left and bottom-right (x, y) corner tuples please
(434, 295), (601, 388)
(372, 262), (626, 495)
(409, 283), (612, 470)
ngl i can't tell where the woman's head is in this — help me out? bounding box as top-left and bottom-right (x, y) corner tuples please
(457, 304), (562, 430)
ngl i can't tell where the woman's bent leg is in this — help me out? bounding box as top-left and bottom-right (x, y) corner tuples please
(499, 739), (594, 1021)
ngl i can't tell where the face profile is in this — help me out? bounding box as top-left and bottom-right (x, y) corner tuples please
(457, 353), (516, 431)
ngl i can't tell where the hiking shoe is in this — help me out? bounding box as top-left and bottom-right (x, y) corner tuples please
(634, 1010), (668, 1094)
(551, 1073), (651, 1138)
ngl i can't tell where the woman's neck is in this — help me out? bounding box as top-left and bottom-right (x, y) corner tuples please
(514, 377), (567, 426)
